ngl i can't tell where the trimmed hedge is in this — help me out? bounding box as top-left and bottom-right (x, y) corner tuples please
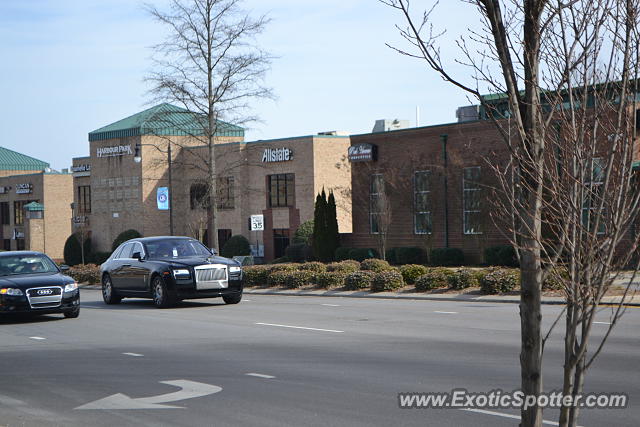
(298, 262), (327, 273)
(430, 248), (465, 266)
(485, 245), (519, 267)
(268, 264), (298, 273)
(67, 264), (101, 285)
(221, 235), (251, 258)
(447, 268), (479, 290)
(244, 265), (270, 287)
(63, 234), (92, 266)
(315, 271), (347, 289)
(396, 247), (427, 265)
(112, 229), (142, 252)
(399, 264), (429, 285)
(327, 260), (360, 273)
(371, 270), (404, 292)
(284, 271), (315, 289)
(415, 268), (453, 291)
(344, 271), (375, 290)
(293, 220), (314, 244)
(334, 247), (351, 261)
(360, 258), (392, 272)
(385, 248), (397, 265)
(480, 268), (520, 294)
(267, 270), (290, 287)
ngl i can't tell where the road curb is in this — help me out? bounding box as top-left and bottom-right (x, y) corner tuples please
(243, 288), (640, 306)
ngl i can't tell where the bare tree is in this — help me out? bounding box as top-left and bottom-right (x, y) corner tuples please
(145, 0), (273, 250)
(382, 1), (640, 426)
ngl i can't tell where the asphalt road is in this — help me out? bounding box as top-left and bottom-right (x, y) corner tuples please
(0, 290), (637, 427)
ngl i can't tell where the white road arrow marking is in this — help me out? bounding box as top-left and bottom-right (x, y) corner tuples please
(75, 380), (222, 410)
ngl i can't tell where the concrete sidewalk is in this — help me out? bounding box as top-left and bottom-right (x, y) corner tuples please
(244, 286), (640, 306)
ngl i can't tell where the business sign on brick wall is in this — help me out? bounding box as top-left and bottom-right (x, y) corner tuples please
(348, 143), (377, 162)
(97, 145), (133, 158)
(15, 183), (32, 194)
(262, 147), (293, 163)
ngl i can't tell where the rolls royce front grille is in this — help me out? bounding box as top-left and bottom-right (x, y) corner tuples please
(194, 265), (228, 290)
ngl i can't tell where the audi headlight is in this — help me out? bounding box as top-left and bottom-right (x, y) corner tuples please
(229, 266), (242, 274)
(0, 288), (23, 296)
(64, 283), (78, 292)
(172, 269), (191, 279)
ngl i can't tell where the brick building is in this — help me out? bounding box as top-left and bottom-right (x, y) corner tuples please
(76, 104), (352, 261)
(0, 147), (73, 260)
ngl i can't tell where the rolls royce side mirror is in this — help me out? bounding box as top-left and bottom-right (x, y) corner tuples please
(210, 248), (218, 256)
(59, 264), (70, 271)
(132, 252), (143, 261)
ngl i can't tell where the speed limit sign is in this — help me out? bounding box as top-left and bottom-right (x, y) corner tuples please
(250, 215), (264, 231)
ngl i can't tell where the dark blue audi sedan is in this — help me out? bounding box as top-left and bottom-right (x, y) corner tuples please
(0, 251), (80, 318)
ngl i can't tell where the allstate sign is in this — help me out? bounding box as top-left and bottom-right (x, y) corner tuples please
(262, 147), (293, 163)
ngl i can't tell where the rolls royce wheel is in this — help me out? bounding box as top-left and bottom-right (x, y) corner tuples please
(64, 307), (80, 318)
(223, 293), (242, 305)
(102, 274), (122, 305)
(152, 275), (176, 308)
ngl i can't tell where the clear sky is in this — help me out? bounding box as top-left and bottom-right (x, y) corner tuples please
(0, 0), (480, 170)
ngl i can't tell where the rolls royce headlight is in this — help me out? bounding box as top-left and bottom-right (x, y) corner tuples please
(172, 269), (191, 279)
(0, 288), (23, 296)
(229, 266), (242, 273)
(64, 283), (78, 292)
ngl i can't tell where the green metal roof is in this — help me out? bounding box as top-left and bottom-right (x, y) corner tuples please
(0, 147), (49, 171)
(24, 202), (44, 212)
(88, 103), (245, 142)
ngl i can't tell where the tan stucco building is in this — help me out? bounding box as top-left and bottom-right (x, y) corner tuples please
(75, 104), (352, 261)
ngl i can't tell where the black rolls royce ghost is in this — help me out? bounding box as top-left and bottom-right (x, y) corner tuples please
(100, 236), (244, 308)
(0, 251), (80, 318)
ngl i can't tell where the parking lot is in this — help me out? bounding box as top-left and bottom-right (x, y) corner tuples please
(0, 289), (638, 427)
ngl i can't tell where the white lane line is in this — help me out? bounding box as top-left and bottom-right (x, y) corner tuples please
(255, 322), (344, 333)
(460, 408), (562, 426)
(594, 321), (611, 325)
(321, 303), (340, 307)
(245, 373), (275, 379)
(29, 336), (46, 340)
(434, 311), (458, 314)
(243, 299), (252, 302)
(123, 352), (144, 357)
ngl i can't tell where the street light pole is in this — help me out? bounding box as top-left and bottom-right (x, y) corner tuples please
(134, 142), (174, 236)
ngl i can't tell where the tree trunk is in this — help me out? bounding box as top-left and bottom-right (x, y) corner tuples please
(207, 139), (219, 251)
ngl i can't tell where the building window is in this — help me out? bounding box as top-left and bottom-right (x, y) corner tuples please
(14, 201), (31, 226)
(218, 229), (232, 250)
(582, 158), (605, 234)
(217, 177), (235, 210)
(273, 229), (290, 259)
(190, 183), (209, 210)
(0, 202), (9, 225)
(414, 171), (432, 234)
(78, 185), (91, 214)
(463, 167), (482, 234)
(370, 174), (384, 234)
(3, 239), (10, 250)
(268, 174), (295, 208)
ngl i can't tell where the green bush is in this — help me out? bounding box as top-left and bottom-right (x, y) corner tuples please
(415, 268), (453, 291)
(243, 265), (270, 287)
(63, 233), (93, 266)
(447, 268), (479, 290)
(267, 270), (290, 287)
(298, 262), (327, 273)
(285, 243), (314, 262)
(395, 247), (427, 265)
(293, 220), (314, 244)
(268, 264), (298, 273)
(360, 258), (392, 272)
(480, 268), (520, 294)
(348, 248), (379, 261)
(485, 245), (519, 267)
(90, 251), (111, 265)
(66, 264), (101, 285)
(284, 271), (315, 289)
(543, 268), (568, 290)
(334, 247), (351, 261)
(371, 270), (404, 292)
(221, 235), (251, 258)
(430, 248), (465, 266)
(327, 260), (360, 273)
(112, 229), (142, 252)
(315, 271), (347, 289)
(344, 271), (375, 290)
(399, 264), (429, 285)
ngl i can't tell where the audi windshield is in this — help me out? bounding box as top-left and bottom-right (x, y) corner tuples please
(0, 254), (60, 276)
